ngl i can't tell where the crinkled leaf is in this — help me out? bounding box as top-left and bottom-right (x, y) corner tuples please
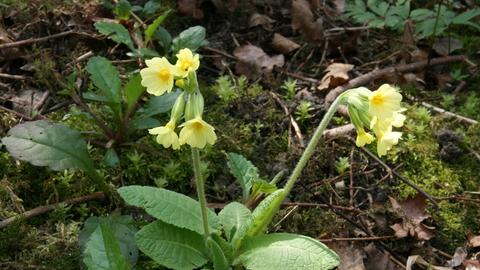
(207, 236), (231, 270)
(155, 27), (172, 55)
(144, 9), (171, 44)
(250, 171), (278, 194)
(104, 148), (120, 168)
(1, 120), (96, 172)
(86, 56), (122, 104)
(227, 152), (257, 200)
(235, 234), (340, 270)
(125, 74), (145, 114)
(130, 117), (160, 130)
(135, 220), (208, 270)
(218, 202), (252, 242)
(172, 25), (208, 54)
(118, 185), (221, 235)
(83, 222), (131, 270)
(115, 0), (131, 20)
(143, 90), (181, 118)
(95, 21), (134, 50)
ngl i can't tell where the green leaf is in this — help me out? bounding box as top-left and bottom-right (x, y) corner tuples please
(135, 220), (209, 270)
(227, 152), (257, 200)
(128, 48), (160, 58)
(83, 92), (111, 103)
(67, 71), (77, 90)
(104, 148), (120, 168)
(353, 12), (377, 24)
(250, 172), (278, 194)
(86, 57), (122, 104)
(452, 9), (480, 27)
(57, 90), (71, 95)
(144, 9), (171, 45)
(387, 1), (410, 20)
(369, 2), (389, 17)
(140, 0), (161, 19)
(118, 185), (221, 235)
(172, 26), (208, 54)
(235, 234), (340, 270)
(368, 18), (385, 28)
(130, 117), (160, 130)
(95, 21), (135, 50)
(1, 120), (96, 172)
(218, 202), (252, 242)
(385, 15), (405, 30)
(143, 90), (181, 118)
(155, 27), (172, 55)
(207, 236), (232, 270)
(83, 222), (131, 270)
(125, 74), (145, 114)
(410, 8), (434, 21)
(115, 0), (131, 20)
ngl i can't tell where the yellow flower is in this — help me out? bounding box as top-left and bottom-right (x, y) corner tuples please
(370, 108), (407, 135)
(149, 121), (180, 150)
(356, 129), (374, 147)
(368, 84), (402, 121)
(376, 131), (402, 157)
(179, 117), (217, 148)
(141, 57), (176, 96)
(175, 48), (200, 77)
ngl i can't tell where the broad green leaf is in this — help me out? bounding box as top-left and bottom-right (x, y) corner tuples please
(125, 74), (145, 114)
(218, 202), (251, 242)
(368, 19), (385, 28)
(155, 27), (172, 55)
(83, 92), (111, 103)
(353, 12), (377, 24)
(227, 152), (257, 200)
(1, 120), (96, 172)
(172, 26), (208, 54)
(453, 9), (480, 27)
(86, 56), (122, 104)
(83, 222), (131, 270)
(95, 21), (135, 50)
(67, 71), (76, 90)
(143, 90), (181, 118)
(211, 233), (232, 262)
(144, 9), (171, 45)
(235, 234), (340, 270)
(118, 185), (221, 235)
(410, 8), (433, 21)
(128, 48), (160, 58)
(387, 2), (410, 20)
(115, 0), (131, 20)
(79, 215), (139, 266)
(369, 2), (389, 17)
(140, 0), (161, 19)
(207, 236), (231, 270)
(135, 220), (208, 270)
(130, 117), (160, 130)
(250, 172), (278, 194)
(104, 148), (120, 168)
(385, 16), (405, 30)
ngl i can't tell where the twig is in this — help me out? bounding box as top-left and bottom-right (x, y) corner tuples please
(281, 202), (365, 214)
(269, 91), (305, 148)
(0, 73), (30, 80)
(0, 191), (105, 230)
(419, 102), (478, 125)
(32, 90), (50, 112)
(317, 235), (395, 242)
(325, 55), (467, 103)
(0, 30), (76, 49)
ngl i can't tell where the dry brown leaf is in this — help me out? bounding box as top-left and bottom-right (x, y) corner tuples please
(447, 247), (467, 268)
(0, 27), (24, 61)
(233, 44), (284, 80)
(291, 0), (313, 31)
(363, 243), (404, 270)
(326, 240), (366, 270)
(433, 72), (454, 90)
(177, 0), (205, 19)
(303, 17), (324, 45)
(389, 193), (435, 240)
(434, 37), (463, 56)
(318, 63), (354, 91)
(248, 13), (276, 28)
(467, 231), (480, 247)
(269, 33), (300, 54)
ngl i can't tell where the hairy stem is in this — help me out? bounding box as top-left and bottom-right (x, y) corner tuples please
(192, 147), (210, 239)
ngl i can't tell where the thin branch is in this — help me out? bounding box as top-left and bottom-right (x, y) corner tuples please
(0, 30), (76, 49)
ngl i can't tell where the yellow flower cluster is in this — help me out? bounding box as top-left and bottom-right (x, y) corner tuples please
(342, 84), (406, 157)
(141, 49), (217, 149)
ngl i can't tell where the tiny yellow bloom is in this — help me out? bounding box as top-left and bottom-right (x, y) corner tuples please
(149, 121), (180, 149)
(371, 108), (406, 135)
(376, 131), (402, 157)
(175, 48), (200, 77)
(390, 108), (407, 127)
(179, 117), (217, 148)
(141, 57), (176, 96)
(356, 129), (374, 147)
(368, 84), (402, 121)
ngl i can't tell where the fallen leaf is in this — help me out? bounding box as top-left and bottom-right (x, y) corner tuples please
(177, 0), (205, 19)
(406, 255), (453, 270)
(326, 241), (366, 270)
(363, 243), (403, 270)
(447, 247), (467, 268)
(468, 231), (480, 247)
(0, 27), (24, 61)
(269, 33), (300, 54)
(233, 44), (284, 80)
(291, 0), (313, 31)
(317, 63), (354, 91)
(433, 72), (454, 90)
(389, 193), (435, 240)
(303, 17), (324, 45)
(433, 37), (463, 56)
(248, 13), (276, 28)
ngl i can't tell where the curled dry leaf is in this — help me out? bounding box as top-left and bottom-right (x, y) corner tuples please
(434, 37), (463, 56)
(248, 13), (276, 28)
(0, 27), (24, 61)
(291, 0), (313, 31)
(318, 63), (354, 91)
(269, 33), (300, 54)
(389, 193), (435, 240)
(326, 241), (366, 270)
(233, 44), (284, 80)
(363, 243), (403, 270)
(467, 231), (480, 247)
(177, 0), (205, 19)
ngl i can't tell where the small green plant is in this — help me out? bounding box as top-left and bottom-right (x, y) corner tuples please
(340, 0), (480, 39)
(442, 94), (455, 109)
(415, 106), (431, 123)
(295, 101), (315, 123)
(214, 75), (238, 102)
(281, 78), (300, 101)
(334, 157), (350, 174)
(450, 69), (469, 81)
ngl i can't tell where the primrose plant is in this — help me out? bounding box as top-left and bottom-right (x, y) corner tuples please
(76, 46), (406, 269)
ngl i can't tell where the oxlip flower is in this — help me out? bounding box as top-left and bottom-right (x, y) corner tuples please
(376, 130), (402, 157)
(149, 121), (180, 150)
(179, 117), (217, 148)
(356, 128), (374, 147)
(175, 48), (200, 77)
(370, 108), (407, 136)
(141, 57), (176, 96)
(368, 84), (402, 121)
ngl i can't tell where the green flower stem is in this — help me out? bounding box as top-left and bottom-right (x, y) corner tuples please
(191, 147), (210, 239)
(283, 94), (345, 195)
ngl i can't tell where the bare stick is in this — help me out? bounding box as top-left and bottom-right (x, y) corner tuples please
(0, 30), (76, 49)
(0, 191), (105, 229)
(270, 91), (305, 148)
(325, 55), (467, 103)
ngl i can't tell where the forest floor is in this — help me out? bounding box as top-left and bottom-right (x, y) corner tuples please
(1, 0), (480, 269)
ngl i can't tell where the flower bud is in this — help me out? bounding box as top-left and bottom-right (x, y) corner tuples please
(170, 92), (186, 122)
